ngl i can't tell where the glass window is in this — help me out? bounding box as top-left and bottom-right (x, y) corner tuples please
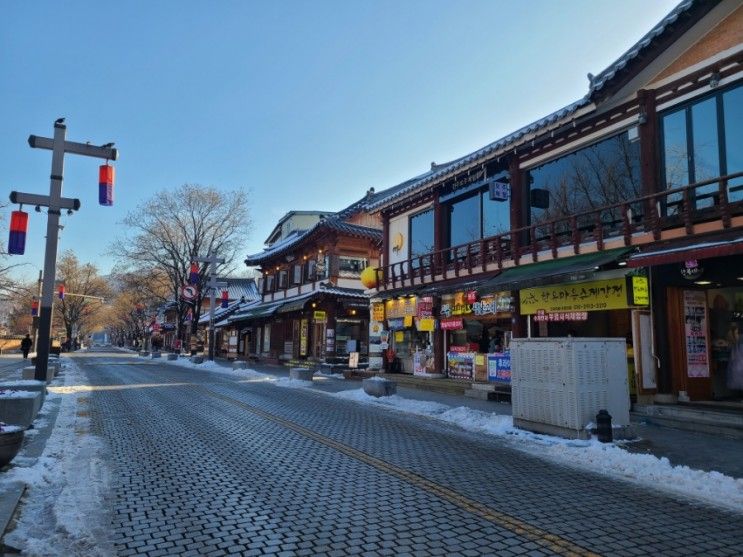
(662, 109), (689, 189)
(691, 97), (720, 208)
(528, 131), (641, 231)
(265, 275), (275, 293)
(723, 86), (743, 202)
(482, 191), (510, 238)
(338, 256), (368, 277)
(278, 270), (288, 289)
(448, 193), (480, 247)
(304, 260), (317, 282)
(409, 209), (434, 260)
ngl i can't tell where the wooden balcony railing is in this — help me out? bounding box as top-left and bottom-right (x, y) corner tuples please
(375, 172), (743, 291)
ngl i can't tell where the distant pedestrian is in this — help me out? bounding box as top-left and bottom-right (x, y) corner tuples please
(20, 334), (32, 359)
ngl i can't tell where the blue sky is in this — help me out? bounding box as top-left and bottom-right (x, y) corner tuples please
(1, 0), (679, 282)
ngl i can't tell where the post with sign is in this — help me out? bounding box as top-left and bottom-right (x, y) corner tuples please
(193, 253), (226, 361)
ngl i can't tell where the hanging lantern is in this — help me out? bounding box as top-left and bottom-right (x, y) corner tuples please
(360, 266), (379, 289)
(8, 210), (28, 255)
(99, 164), (115, 206)
(189, 262), (199, 285)
(221, 290), (229, 309)
(31, 298), (39, 317)
(58, 284), (65, 300)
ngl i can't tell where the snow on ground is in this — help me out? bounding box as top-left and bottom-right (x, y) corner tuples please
(1, 358), (114, 556)
(333, 388), (743, 512)
(162, 355), (272, 382)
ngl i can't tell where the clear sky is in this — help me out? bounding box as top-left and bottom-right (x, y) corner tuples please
(1, 0), (679, 283)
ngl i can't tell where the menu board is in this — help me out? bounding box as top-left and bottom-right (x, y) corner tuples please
(447, 352), (475, 380)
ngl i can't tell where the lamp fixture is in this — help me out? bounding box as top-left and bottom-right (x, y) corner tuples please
(709, 71), (721, 88)
(737, 277), (743, 282)
(693, 280), (712, 286)
(618, 261), (627, 267)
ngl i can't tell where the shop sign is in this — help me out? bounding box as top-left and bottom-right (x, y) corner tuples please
(416, 296), (434, 318)
(629, 275), (649, 306)
(487, 352), (511, 383)
(416, 318), (435, 332)
(403, 315), (413, 328)
(387, 318), (405, 330)
(533, 310), (588, 322)
(349, 352), (359, 368)
(385, 297), (417, 318)
(520, 278), (641, 315)
(326, 328), (335, 352)
(447, 352), (475, 380)
(440, 317), (464, 330)
(683, 290), (709, 378)
(372, 302), (385, 322)
(300, 319), (308, 356)
(680, 259), (704, 280)
(441, 292), (512, 317)
(314, 310), (327, 321)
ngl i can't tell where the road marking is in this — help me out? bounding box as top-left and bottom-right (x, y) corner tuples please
(200, 387), (600, 557)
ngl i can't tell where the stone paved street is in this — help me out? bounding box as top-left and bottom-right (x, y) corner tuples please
(75, 351), (743, 557)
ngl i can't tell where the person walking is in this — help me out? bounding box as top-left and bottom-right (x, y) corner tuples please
(20, 334), (32, 359)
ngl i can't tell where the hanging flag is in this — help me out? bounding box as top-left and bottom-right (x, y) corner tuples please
(31, 298), (39, 317)
(98, 164), (115, 206)
(58, 284), (65, 300)
(8, 210), (28, 255)
(221, 290), (229, 309)
(189, 262), (199, 285)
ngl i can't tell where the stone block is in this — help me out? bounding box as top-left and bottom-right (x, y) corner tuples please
(22, 365), (54, 383)
(0, 380), (47, 409)
(139, 351), (150, 357)
(189, 356), (204, 364)
(167, 354), (178, 361)
(151, 352), (162, 359)
(0, 391), (42, 428)
(289, 368), (315, 381)
(362, 377), (397, 397)
(232, 361), (248, 370)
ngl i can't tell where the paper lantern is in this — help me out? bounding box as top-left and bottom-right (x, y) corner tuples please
(31, 298), (39, 316)
(99, 164), (115, 206)
(58, 284), (65, 300)
(8, 210), (28, 255)
(221, 290), (229, 309)
(360, 266), (379, 289)
(189, 262), (199, 284)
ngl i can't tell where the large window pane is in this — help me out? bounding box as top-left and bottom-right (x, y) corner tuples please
(482, 191), (510, 238)
(691, 97), (720, 208)
(448, 194), (480, 247)
(724, 85), (743, 202)
(662, 109), (689, 215)
(529, 131), (641, 236)
(409, 209), (434, 259)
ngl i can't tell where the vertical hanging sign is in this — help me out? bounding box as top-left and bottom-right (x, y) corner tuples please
(683, 290), (709, 378)
(98, 164), (115, 206)
(8, 210), (28, 255)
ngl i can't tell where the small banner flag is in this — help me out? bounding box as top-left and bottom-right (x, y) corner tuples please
(99, 164), (115, 206)
(31, 298), (39, 317)
(221, 290), (229, 309)
(189, 262), (199, 285)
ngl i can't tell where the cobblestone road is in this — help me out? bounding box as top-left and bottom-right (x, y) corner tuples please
(78, 352), (743, 556)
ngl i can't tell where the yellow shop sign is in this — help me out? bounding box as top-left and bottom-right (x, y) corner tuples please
(520, 277), (648, 315)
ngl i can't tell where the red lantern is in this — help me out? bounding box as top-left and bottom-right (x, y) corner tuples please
(8, 210), (28, 255)
(58, 284), (65, 300)
(221, 290), (229, 309)
(31, 298), (39, 317)
(99, 164), (115, 206)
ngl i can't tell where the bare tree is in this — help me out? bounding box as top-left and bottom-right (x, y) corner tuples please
(54, 251), (110, 343)
(112, 184), (252, 345)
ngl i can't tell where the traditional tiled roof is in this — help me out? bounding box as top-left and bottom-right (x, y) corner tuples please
(203, 278), (260, 302)
(245, 218), (382, 265)
(198, 299), (243, 325)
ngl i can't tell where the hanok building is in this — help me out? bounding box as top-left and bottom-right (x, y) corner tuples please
(366, 0), (743, 404)
(226, 193), (396, 365)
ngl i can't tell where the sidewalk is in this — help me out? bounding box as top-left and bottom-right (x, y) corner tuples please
(209, 357), (743, 479)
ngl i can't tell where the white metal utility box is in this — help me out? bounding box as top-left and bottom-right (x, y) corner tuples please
(510, 337), (631, 439)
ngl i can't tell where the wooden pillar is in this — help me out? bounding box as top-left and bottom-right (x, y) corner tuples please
(381, 213), (389, 284)
(638, 88), (659, 197)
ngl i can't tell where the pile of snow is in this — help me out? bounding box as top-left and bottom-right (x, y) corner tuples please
(162, 355), (272, 382)
(332, 388), (743, 512)
(1, 358), (113, 556)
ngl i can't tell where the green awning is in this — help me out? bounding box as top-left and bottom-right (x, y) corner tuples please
(277, 296), (313, 314)
(477, 247), (632, 292)
(231, 302), (281, 321)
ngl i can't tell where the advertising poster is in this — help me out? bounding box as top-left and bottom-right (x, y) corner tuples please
(447, 352), (475, 380)
(300, 319), (308, 356)
(487, 352), (511, 383)
(413, 350), (436, 376)
(683, 290), (709, 378)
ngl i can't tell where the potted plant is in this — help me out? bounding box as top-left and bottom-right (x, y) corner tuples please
(0, 422), (25, 467)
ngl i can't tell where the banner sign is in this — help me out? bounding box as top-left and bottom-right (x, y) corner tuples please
(385, 297), (417, 318)
(440, 317), (463, 330)
(683, 290), (709, 378)
(372, 302), (385, 322)
(520, 277), (647, 315)
(487, 352), (511, 383)
(387, 318), (405, 330)
(416, 296), (434, 318)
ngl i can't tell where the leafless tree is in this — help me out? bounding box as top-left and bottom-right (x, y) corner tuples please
(112, 184), (252, 343)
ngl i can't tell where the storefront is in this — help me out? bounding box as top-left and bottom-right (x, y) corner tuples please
(440, 290), (514, 383)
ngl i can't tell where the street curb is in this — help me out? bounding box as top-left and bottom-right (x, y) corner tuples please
(0, 481), (25, 544)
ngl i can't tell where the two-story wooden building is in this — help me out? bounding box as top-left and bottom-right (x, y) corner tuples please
(366, 0), (743, 403)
